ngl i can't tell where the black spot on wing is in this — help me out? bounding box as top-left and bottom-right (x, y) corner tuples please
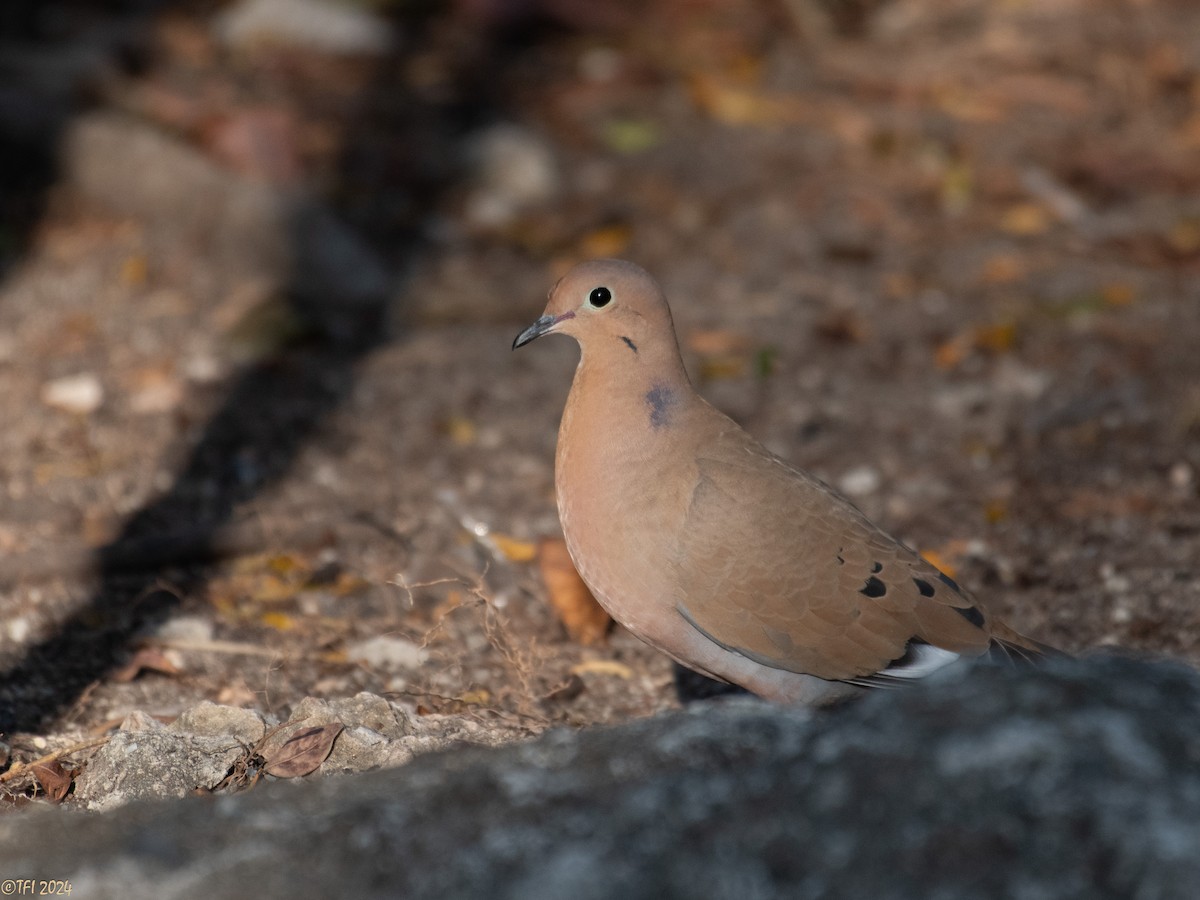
(937, 570), (963, 594)
(870, 561), (883, 573)
(620, 335), (638, 353)
(913, 577), (935, 597)
(953, 605), (986, 628)
(859, 576), (887, 598)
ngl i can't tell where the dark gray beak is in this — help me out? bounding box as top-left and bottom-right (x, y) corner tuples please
(513, 312), (572, 350)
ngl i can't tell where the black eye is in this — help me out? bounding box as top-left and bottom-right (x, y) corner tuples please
(588, 286), (612, 308)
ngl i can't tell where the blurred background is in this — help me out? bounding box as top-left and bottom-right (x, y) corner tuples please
(0, 0), (1197, 776)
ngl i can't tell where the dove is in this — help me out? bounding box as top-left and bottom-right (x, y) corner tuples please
(513, 259), (1057, 705)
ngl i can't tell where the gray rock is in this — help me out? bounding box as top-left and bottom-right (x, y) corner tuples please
(345, 635), (428, 671)
(464, 123), (560, 230)
(7, 657), (1200, 898)
(214, 0), (396, 56)
(171, 702), (266, 746)
(63, 112), (389, 306)
(73, 703), (267, 810)
(273, 692), (517, 774)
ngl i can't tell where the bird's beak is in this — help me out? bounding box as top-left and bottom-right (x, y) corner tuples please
(512, 311), (574, 350)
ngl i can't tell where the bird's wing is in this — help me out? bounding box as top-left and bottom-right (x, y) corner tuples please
(670, 429), (995, 683)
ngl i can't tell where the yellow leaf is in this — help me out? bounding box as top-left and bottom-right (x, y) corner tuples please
(984, 499), (1009, 524)
(441, 415), (476, 446)
(260, 612), (297, 631)
(934, 333), (972, 370)
(459, 689), (491, 705)
(689, 73), (797, 126)
(686, 328), (752, 356)
(601, 120), (661, 154)
(570, 659), (633, 679)
(579, 223), (632, 258)
(267, 553), (306, 576)
(980, 254), (1025, 285)
(1000, 202), (1051, 236)
(121, 254), (148, 286)
(940, 161), (974, 216)
(974, 322), (1017, 354)
(491, 532), (538, 563)
(1167, 217), (1200, 256)
(698, 358), (745, 381)
(1101, 282), (1136, 307)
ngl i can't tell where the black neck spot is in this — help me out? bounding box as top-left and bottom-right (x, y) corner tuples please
(645, 384), (677, 429)
(620, 336), (638, 353)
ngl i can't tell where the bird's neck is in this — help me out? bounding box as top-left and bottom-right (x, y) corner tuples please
(560, 342), (693, 456)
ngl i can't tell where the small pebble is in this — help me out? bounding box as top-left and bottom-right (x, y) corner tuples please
(41, 373), (103, 414)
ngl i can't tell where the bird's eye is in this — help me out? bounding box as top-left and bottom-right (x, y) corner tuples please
(588, 286), (612, 308)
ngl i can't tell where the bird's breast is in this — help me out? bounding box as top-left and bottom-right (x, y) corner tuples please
(553, 381), (693, 635)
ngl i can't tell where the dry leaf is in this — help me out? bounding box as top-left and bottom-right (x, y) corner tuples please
(120, 254), (148, 286)
(578, 223), (632, 257)
(538, 537), (611, 645)
(935, 322), (1017, 369)
(686, 328), (752, 356)
(570, 659), (634, 679)
(112, 647), (183, 682)
(601, 120), (661, 154)
(974, 322), (1018, 354)
(934, 332), (972, 370)
(260, 611), (297, 631)
(918, 549), (958, 581)
(689, 73), (800, 126)
(489, 532), (538, 563)
(1101, 282), (1136, 307)
(980, 254), (1025, 285)
(263, 723), (343, 778)
(30, 761), (73, 803)
(1000, 203), (1051, 236)
(441, 415), (477, 446)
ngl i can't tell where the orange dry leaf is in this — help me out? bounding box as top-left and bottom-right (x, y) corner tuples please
(918, 549), (958, 582)
(689, 73), (800, 126)
(686, 328), (752, 357)
(260, 612), (297, 631)
(578, 223), (632, 258)
(30, 761), (73, 803)
(112, 647), (183, 682)
(974, 322), (1017, 354)
(120, 254), (148, 286)
(440, 414), (477, 446)
(934, 332), (972, 370)
(538, 537), (611, 645)
(489, 532), (538, 563)
(980, 254), (1025, 285)
(1000, 203), (1051, 236)
(1101, 283), (1136, 307)
(935, 322), (1017, 369)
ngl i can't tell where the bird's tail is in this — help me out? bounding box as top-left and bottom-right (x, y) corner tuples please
(986, 621), (1067, 665)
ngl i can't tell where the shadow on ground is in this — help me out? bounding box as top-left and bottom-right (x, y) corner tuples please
(0, 0), (566, 733)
